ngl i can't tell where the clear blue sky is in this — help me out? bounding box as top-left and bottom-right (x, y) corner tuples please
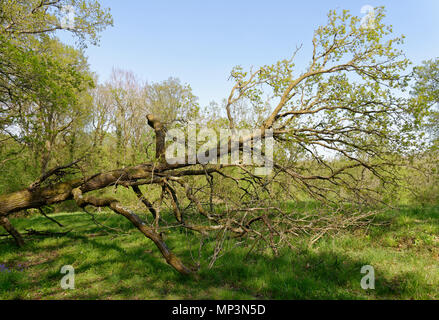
(77, 0), (439, 108)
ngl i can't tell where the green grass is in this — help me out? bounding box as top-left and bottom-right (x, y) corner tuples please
(0, 205), (438, 300)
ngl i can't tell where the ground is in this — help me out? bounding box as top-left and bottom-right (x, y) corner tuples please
(0, 205), (438, 299)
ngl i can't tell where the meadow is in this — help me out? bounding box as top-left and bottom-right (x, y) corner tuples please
(1, 205), (438, 300)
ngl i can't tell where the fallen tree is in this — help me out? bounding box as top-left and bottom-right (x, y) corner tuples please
(0, 8), (431, 274)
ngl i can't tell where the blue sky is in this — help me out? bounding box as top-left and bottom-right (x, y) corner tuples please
(76, 0), (439, 108)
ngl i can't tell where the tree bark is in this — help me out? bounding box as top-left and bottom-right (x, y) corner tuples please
(0, 216), (24, 247)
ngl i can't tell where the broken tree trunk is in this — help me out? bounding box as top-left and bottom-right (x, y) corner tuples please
(0, 115), (195, 275)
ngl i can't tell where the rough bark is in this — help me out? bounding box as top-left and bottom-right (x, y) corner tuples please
(0, 216), (24, 247)
(72, 188), (191, 275)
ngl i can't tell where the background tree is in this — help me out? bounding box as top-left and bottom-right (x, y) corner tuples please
(412, 58), (439, 147)
(0, 0), (112, 240)
(0, 0), (112, 179)
(405, 58), (439, 204)
(0, 0), (112, 47)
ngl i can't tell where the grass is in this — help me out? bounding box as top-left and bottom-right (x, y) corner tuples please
(0, 205), (438, 300)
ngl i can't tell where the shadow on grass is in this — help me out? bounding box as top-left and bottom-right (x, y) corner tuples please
(2, 237), (433, 299)
(1, 207), (437, 299)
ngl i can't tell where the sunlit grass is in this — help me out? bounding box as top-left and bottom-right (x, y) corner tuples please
(0, 205), (438, 299)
